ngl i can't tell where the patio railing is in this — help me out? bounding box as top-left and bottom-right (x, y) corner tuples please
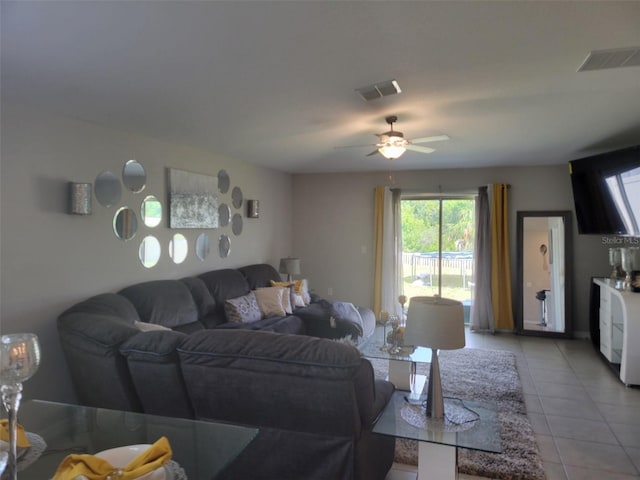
(402, 252), (474, 288)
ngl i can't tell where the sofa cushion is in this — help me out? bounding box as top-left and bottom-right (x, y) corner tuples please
(119, 280), (199, 329)
(199, 267), (249, 298)
(238, 263), (281, 290)
(179, 329), (362, 380)
(180, 276), (216, 317)
(224, 292), (262, 323)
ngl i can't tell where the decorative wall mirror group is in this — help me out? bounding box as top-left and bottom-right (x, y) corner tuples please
(95, 162), (247, 268)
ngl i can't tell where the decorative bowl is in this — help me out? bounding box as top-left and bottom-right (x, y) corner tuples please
(94, 445), (166, 480)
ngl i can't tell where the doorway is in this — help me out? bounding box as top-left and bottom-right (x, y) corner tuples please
(401, 197), (476, 323)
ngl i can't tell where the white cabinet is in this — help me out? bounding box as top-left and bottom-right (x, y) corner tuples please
(594, 279), (640, 386)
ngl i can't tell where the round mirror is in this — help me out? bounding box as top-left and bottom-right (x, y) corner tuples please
(219, 234), (231, 258)
(139, 236), (161, 268)
(141, 195), (162, 228)
(123, 160), (146, 193)
(218, 170), (230, 194)
(232, 213), (243, 236)
(169, 233), (188, 264)
(219, 203), (230, 227)
(95, 171), (121, 208)
(232, 186), (243, 209)
(113, 207), (137, 241)
(196, 233), (210, 261)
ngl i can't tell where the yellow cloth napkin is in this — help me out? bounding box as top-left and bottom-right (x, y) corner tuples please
(0, 419), (31, 448)
(52, 436), (172, 480)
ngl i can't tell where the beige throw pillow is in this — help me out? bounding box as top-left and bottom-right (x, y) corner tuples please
(254, 287), (286, 317)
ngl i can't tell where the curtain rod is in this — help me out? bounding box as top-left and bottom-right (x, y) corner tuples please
(393, 183), (510, 198)
(399, 187), (478, 198)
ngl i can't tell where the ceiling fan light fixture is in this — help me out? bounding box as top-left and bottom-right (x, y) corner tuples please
(378, 143), (407, 160)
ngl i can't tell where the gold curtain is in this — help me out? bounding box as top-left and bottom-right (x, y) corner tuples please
(490, 183), (514, 330)
(373, 186), (385, 315)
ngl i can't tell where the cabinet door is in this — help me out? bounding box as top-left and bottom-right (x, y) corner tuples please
(610, 294), (624, 364)
(599, 289), (613, 361)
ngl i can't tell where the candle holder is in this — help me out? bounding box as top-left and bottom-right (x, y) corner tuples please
(379, 310), (390, 351)
(0, 334), (41, 480)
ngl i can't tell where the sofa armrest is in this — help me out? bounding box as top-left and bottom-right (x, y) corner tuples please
(353, 358), (394, 428)
(120, 331), (193, 419)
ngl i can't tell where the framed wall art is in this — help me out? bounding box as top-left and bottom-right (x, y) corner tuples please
(168, 168), (219, 228)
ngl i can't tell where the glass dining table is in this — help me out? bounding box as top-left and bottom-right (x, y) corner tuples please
(14, 400), (258, 479)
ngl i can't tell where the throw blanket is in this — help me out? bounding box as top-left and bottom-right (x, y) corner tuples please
(329, 301), (364, 335)
(295, 299), (364, 337)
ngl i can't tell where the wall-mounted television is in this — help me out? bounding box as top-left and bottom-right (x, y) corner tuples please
(569, 145), (640, 236)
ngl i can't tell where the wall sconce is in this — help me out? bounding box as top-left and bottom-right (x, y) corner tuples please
(69, 182), (92, 215)
(247, 200), (259, 218)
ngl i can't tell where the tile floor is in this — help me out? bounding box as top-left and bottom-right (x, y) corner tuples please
(386, 329), (640, 480)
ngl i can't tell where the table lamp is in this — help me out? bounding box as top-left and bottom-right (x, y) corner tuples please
(279, 257), (301, 282)
(405, 296), (465, 420)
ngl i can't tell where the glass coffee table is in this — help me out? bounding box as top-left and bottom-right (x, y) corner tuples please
(359, 325), (433, 392)
(15, 400), (258, 479)
(360, 326), (501, 480)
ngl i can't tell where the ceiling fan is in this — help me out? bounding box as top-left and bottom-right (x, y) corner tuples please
(339, 115), (450, 160)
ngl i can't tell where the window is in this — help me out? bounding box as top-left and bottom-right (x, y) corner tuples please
(401, 196), (475, 318)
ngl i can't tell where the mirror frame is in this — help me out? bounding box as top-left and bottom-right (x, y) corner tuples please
(516, 210), (573, 338)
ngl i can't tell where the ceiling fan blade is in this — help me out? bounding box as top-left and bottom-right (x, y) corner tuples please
(366, 149), (380, 157)
(406, 144), (435, 154)
(410, 135), (450, 144)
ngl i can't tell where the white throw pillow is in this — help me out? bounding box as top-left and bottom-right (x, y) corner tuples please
(294, 279), (311, 305)
(134, 321), (171, 332)
(280, 287), (293, 314)
(292, 292), (306, 308)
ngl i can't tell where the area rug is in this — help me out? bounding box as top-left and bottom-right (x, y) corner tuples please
(369, 348), (546, 480)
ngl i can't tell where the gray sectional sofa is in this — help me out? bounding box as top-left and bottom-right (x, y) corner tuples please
(57, 263), (393, 480)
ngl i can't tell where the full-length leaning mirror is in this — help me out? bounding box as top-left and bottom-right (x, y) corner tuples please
(516, 211), (572, 338)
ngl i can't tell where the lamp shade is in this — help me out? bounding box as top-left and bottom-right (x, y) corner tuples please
(279, 257), (301, 276)
(405, 296), (465, 350)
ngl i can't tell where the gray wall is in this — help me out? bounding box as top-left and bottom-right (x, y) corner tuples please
(1, 102), (614, 404)
(292, 166), (611, 338)
(1, 103), (294, 402)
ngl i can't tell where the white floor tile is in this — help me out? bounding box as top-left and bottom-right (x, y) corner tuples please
(554, 437), (638, 475)
(383, 332), (640, 479)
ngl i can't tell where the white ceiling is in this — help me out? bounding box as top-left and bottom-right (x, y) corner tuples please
(2, 1), (640, 174)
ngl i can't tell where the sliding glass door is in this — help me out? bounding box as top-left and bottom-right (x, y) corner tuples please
(401, 197), (475, 320)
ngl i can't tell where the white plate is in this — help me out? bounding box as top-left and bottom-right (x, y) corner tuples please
(94, 444), (166, 480)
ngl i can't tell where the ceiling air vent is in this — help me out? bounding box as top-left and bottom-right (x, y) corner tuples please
(355, 79), (402, 101)
(578, 47), (640, 71)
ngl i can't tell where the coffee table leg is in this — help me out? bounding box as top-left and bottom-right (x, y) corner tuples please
(388, 360), (413, 390)
(418, 442), (457, 480)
